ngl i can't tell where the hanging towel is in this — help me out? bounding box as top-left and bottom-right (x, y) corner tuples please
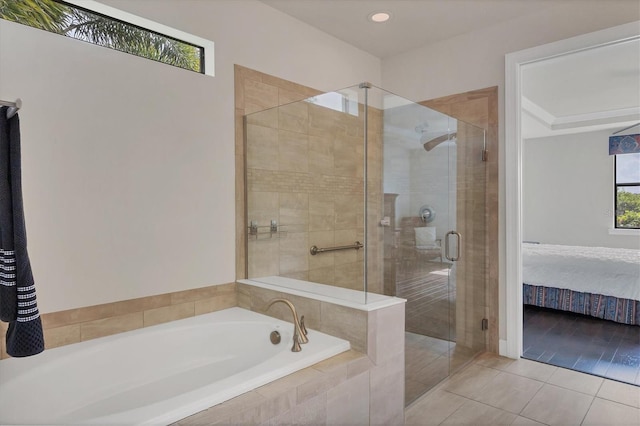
(0, 107), (44, 357)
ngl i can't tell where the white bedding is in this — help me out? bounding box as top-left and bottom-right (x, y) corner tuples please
(522, 243), (640, 301)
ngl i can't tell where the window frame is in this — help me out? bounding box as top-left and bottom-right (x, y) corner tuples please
(3, 0), (215, 76)
(613, 153), (640, 230)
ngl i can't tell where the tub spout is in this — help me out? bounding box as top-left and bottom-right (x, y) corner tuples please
(267, 298), (308, 352)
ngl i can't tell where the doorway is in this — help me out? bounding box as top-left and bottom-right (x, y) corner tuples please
(505, 21), (640, 373)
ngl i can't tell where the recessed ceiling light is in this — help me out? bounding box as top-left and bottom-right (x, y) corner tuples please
(368, 11), (391, 23)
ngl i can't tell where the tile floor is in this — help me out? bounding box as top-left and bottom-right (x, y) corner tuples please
(523, 305), (640, 385)
(406, 352), (640, 425)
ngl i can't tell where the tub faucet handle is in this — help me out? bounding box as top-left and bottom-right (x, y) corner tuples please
(299, 315), (308, 338)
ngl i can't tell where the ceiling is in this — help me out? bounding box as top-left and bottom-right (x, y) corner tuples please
(260, 1), (639, 138)
(261, 0), (566, 59)
(522, 38), (640, 139)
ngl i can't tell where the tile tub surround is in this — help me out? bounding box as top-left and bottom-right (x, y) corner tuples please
(236, 280), (407, 424)
(174, 350), (373, 425)
(0, 282), (237, 359)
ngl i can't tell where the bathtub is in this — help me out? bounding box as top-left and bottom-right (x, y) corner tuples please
(0, 307), (350, 425)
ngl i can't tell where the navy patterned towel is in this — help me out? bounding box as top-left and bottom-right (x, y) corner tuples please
(0, 107), (44, 357)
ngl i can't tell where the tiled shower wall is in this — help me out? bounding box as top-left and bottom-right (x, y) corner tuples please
(244, 83), (383, 294)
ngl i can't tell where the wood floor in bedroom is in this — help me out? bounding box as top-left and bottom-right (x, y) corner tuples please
(523, 305), (640, 386)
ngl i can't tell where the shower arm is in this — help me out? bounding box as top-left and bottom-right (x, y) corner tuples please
(423, 132), (457, 151)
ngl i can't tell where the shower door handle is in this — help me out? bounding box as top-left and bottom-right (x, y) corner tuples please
(445, 231), (462, 262)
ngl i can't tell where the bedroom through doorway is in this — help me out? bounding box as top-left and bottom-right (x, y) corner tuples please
(519, 33), (640, 386)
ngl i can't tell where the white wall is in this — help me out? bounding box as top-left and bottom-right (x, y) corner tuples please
(524, 130), (640, 249)
(0, 0), (380, 313)
(409, 143), (455, 242)
(380, 1), (640, 342)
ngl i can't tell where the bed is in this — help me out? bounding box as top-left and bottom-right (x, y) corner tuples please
(522, 243), (640, 325)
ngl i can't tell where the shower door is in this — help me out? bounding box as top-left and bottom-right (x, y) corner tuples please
(376, 88), (486, 406)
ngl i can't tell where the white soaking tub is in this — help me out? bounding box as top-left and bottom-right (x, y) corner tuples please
(0, 307), (350, 425)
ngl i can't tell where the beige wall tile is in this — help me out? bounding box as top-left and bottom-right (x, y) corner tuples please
(0, 321), (6, 358)
(278, 88), (311, 105)
(369, 352), (405, 425)
(309, 194), (335, 231)
(280, 293), (321, 330)
(247, 191), (279, 229)
(280, 270), (309, 281)
(308, 231), (335, 270)
(143, 302), (194, 327)
(44, 324), (81, 349)
(326, 371), (369, 425)
(291, 392), (327, 425)
(41, 303), (115, 329)
(279, 232), (309, 274)
(244, 79), (278, 114)
(334, 194), (359, 230)
(177, 390), (266, 425)
(170, 284), (232, 306)
(110, 294), (171, 316)
(334, 135), (360, 177)
(0, 338), (6, 359)
(248, 238), (280, 278)
(81, 312), (143, 341)
(309, 266), (335, 286)
(334, 261), (363, 291)
(279, 193), (309, 226)
(255, 367), (322, 399)
(246, 124), (279, 171)
(194, 292), (237, 316)
(308, 134), (334, 175)
(246, 106), (278, 129)
(278, 102), (308, 134)
(368, 303), (405, 366)
(297, 365), (346, 404)
(248, 286), (287, 318)
(319, 302), (367, 353)
(236, 283), (251, 309)
(278, 130), (308, 173)
(308, 104), (344, 138)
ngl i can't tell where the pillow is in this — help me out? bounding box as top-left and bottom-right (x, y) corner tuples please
(414, 227), (436, 246)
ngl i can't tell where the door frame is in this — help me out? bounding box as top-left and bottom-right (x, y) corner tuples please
(503, 21), (640, 358)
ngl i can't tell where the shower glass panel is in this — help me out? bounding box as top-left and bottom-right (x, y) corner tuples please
(367, 86), (487, 404)
(244, 84), (487, 403)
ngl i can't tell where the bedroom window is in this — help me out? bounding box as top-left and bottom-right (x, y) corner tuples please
(0, 0), (213, 75)
(614, 153), (640, 229)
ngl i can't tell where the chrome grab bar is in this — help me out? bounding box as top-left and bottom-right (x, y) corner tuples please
(310, 241), (363, 256)
(445, 231), (462, 262)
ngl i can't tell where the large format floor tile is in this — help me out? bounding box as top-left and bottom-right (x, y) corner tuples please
(406, 352), (639, 426)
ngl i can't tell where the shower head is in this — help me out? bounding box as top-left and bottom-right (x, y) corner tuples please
(423, 132), (457, 151)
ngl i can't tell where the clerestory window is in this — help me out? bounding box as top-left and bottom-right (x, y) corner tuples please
(0, 0), (213, 75)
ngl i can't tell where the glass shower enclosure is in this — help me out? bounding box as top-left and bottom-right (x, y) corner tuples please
(244, 83), (487, 404)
